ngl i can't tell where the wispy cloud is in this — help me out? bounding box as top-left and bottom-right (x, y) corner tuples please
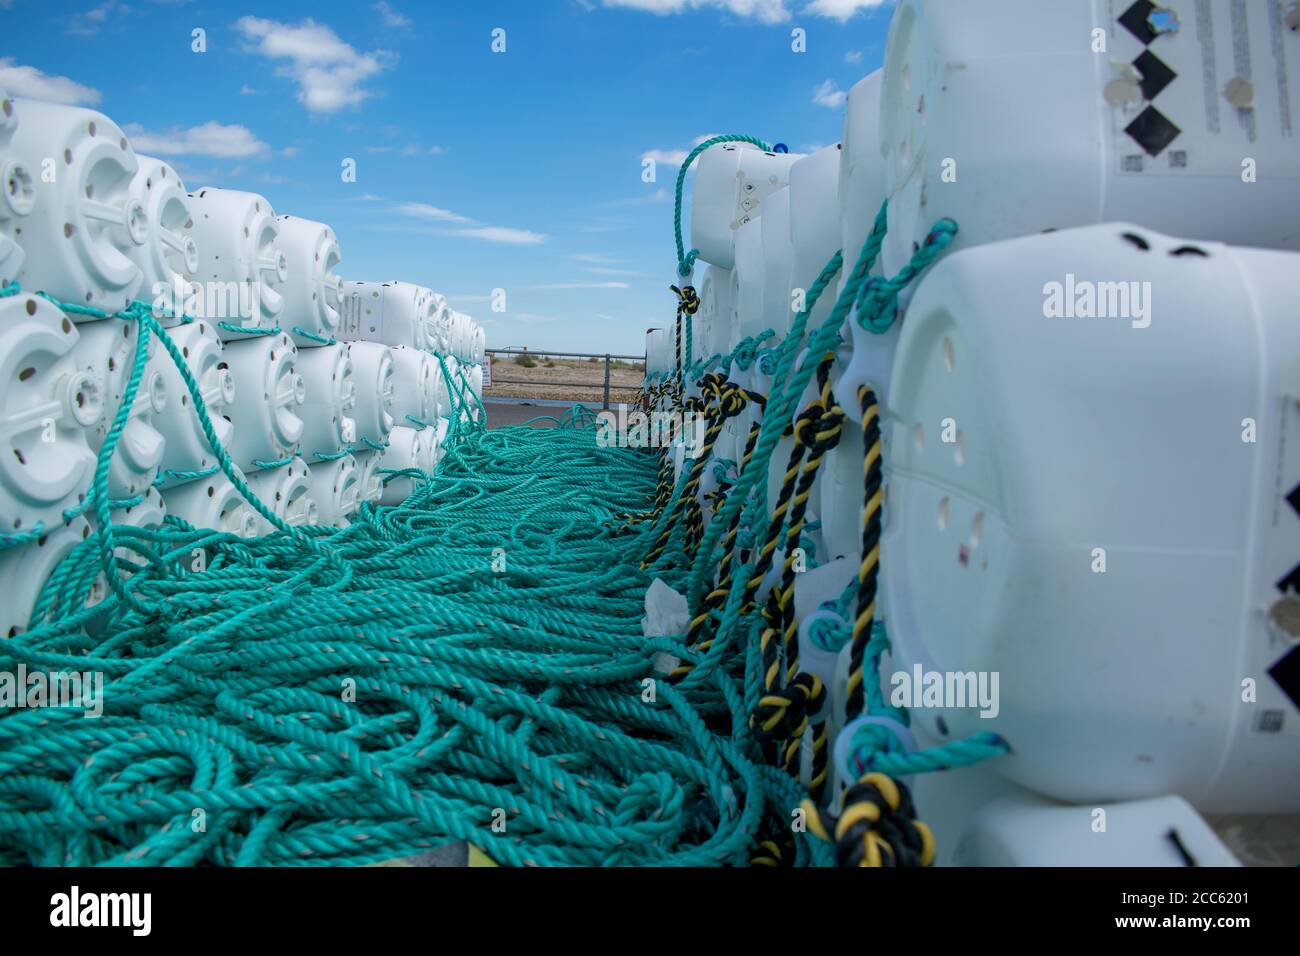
(373, 1), (411, 28)
(640, 133), (720, 168)
(602, 188), (670, 209)
(594, 0), (890, 23)
(396, 204), (546, 244)
(804, 0), (892, 22)
(0, 58), (101, 105)
(598, 0), (789, 24)
(235, 16), (395, 114)
(812, 78), (847, 109)
(67, 1), (127, 37)
(399, 203), (474, 224)
(585, 267), (649, 277)
(458, 226), (547, 245)
(528, 281), (630, 290)
(123, 121), (269, 158)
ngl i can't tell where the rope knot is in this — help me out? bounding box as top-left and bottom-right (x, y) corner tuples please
(752, 671), (824, 742)
(670, 284), (700, 316)
(801, 773), (934, 868)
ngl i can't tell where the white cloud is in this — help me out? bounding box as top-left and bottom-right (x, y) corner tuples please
(586, 267), (648, 277)
(844, 49), (863, 64)
(235, 16), (394, 114)
(602, 188), (670, 209)
(373, 1), (411, 28)
(642, 147), (689, 166)
(123, 121), (269, 158)
(595, 0), (889, 21)
(600, 0), (790, 23)
(803, 0), (891, 21)
(67, 1), (127, 37)
(528, 281), (630, 290)
(641, 133), (721, 168)
(456, 226), (547, 245)
(397, 204), (545, 244)
(513, 313), (557, 324)
(399, 203), (474, 224)
(812, 78), (847, 109)
(0, 58), (101, 105)
(240, 84), (259, 95)
(400, 143), (420, 157)
(428, 145), (448, 156)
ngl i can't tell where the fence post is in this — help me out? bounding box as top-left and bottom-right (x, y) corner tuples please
(602, 354), (611, 410)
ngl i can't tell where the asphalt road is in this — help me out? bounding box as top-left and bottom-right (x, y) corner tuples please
(482, 400), (607, 429)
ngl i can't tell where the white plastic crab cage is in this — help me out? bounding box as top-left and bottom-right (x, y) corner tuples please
(663, 0), (1300, 867)
(0, 92), (486, 636)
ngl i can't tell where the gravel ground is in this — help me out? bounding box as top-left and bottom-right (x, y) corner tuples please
(483, 355), (642, 405)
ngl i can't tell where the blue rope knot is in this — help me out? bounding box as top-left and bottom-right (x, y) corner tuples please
(854, 216), (959, 334)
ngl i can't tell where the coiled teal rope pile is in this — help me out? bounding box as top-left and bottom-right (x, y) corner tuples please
(0, 286), (835, 866)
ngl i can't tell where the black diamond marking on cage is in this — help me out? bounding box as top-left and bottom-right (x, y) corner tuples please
(1268, 644), (1300, 712)
(1133, 49), (1177, 100)
(1119, 0), (1159, 45)
(1287, 482), (1300, 519)
(1125, 106), (1181, 156)
(1276, 559), (1300, 594)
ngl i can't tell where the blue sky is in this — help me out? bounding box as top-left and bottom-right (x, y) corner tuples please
(1, 0), (893, 354)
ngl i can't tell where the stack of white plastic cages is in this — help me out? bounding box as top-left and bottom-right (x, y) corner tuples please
(0, 92), (496, 634)
(675, 0), (1300, 864)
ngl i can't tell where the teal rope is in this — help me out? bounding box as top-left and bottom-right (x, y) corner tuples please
(1, 284), (835, 867)
(252, 456), (294, 470)
(291, 326), (337, 346)
(217, 322), (281, 337)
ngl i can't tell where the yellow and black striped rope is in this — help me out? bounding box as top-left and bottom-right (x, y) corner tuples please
(800, 772), (934, 868)
(739, 407), (818, 616)
(845, 382), (883, 722)
(671, 418), (764, 682)
(777, 353), (841, 683)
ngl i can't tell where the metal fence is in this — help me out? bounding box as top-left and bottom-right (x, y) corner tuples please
(484, 348), (646, 409)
